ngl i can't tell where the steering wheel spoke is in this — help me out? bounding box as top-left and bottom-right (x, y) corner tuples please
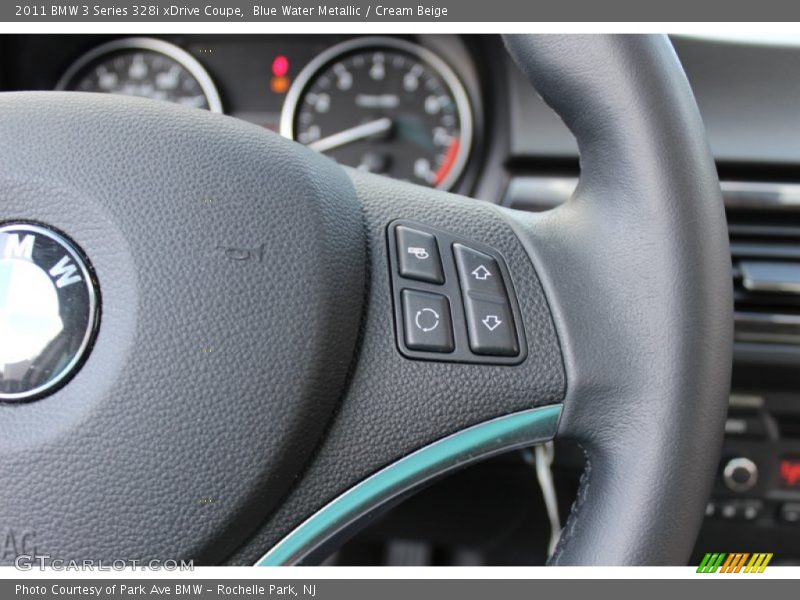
(244, 169), (568, 564)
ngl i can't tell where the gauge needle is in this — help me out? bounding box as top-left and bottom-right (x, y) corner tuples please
(308, 117), (393, 153)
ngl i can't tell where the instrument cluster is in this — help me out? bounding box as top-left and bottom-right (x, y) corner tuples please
(54, 35), (480, 192)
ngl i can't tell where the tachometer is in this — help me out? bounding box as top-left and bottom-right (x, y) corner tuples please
(56, 37), (222, 112)
(281, 37), (473, 190)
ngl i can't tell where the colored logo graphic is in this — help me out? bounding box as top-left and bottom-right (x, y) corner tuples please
(697, 553), (773, 573)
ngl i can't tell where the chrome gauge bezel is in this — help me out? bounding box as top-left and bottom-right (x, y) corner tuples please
(56, 37), (223, 113)
(280, 36), (474, 191)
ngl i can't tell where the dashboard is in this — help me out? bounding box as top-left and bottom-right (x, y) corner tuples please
(2, 35), (484, 193)
(2, 33), (800, 565)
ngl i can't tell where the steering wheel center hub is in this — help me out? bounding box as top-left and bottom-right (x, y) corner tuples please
(0, 222), (99, 402)
(0, 93), (366, 564)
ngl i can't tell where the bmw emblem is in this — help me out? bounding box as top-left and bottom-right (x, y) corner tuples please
(0, 223), (99, 401)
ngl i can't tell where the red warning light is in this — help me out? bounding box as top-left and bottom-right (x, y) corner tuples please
(272, 55), (289, 78)
(780, 458), (800, 488)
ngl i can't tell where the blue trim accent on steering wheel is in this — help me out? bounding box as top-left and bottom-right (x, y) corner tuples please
(256, 404), (562, 566)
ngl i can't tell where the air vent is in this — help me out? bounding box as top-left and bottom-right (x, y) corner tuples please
(774, 412), (800, 440)
(727, 182), (800, 345)
(503, 176), (800, 346)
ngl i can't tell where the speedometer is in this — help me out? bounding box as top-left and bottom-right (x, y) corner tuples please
(56, 38), (222, 112)
(281, 37), (473, 190)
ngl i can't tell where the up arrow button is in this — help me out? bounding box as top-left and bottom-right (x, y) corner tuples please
(471, 264), (492, 280)
(454, 244), (505, 297)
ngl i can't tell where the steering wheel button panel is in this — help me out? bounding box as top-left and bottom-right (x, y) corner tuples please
(401, 289), (454, 352)
(388, 220), (526, 364)
(396, 226), (444, 284)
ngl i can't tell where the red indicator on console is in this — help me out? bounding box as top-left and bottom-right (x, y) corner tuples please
(780, 458), (800, 488)
(272, 55), (290, 78)
(270, 55), (291, 94)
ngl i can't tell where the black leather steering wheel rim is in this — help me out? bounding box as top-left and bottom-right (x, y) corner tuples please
(0, 34), (731, 566)
(503, 34), (733, 564)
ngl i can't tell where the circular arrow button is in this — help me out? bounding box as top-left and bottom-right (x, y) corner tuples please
(401, 289), (454, 353)
(415, 307), (440, 332)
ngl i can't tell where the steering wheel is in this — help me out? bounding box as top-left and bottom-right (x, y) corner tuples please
(0, 34), (731, 566)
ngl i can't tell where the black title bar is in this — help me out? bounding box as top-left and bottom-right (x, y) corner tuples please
(5, 0), (800, 22)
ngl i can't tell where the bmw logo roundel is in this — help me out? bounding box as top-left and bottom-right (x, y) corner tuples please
(0, 223), (99, 401)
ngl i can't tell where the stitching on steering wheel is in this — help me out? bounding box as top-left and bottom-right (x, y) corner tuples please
(549, 445), (591, 565)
